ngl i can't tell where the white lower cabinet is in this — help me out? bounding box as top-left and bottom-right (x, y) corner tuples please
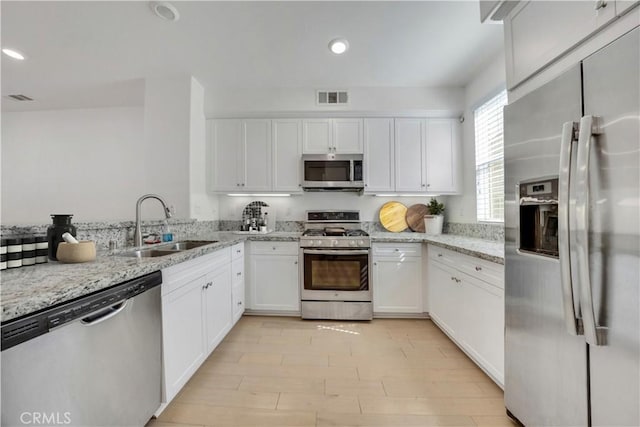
(372, 243), (423, 315)
(247, 241), (300, 313)
(203, 264), (233, 354)
(160, 247), (236, 407)
(427, 245), (505, 387)
(161, 273), (207, 406)
(231, 243), (245, 323)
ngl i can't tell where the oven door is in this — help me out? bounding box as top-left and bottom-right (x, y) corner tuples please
(300, 249), (371, 302)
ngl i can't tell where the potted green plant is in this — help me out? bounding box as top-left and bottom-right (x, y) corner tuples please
(424, 198), (445, 235)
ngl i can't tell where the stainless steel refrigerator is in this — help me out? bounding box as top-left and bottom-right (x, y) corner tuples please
(504, 27), (639, 426)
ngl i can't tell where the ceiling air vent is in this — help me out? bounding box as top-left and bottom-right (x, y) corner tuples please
(317, 90), (349, 106)
(7, 94), (34, 101)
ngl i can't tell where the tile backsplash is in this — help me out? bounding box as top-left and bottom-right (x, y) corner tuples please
(1, 219), (219, 251)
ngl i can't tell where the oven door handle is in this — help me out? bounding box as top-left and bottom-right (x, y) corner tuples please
(303, 249), (370, 256)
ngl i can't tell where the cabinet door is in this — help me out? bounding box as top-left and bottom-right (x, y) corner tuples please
(232, 257), (245, 324)
(425, 119), (460, 194)
(395, 119), (425, 192)
(210, 119), (242, 191)
(162, 275), (207, 403)
(427, 261), (462, 338)
(459, 274), (504, 385)
(302, 119), (332, 153)
(333, 118), (364, 153)
(232, 281), (245, 324)
(505, 0), (616, 89)
(364, 118), (395, 192)
(242, 119), (272, 191)
(373, 256), (422, 313)
(273, 119), (303, 192)
(203, 265), (232, 354)
(249, 254), (300, 311)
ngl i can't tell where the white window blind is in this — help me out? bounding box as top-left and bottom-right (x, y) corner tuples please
(475, 89), (507, 223)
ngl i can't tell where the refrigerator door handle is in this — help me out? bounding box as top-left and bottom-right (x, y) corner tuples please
(558, 121), (582, 335)
(575, 115), (607, 346)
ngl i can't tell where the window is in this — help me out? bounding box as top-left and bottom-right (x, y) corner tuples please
(475, 89), (507, 222)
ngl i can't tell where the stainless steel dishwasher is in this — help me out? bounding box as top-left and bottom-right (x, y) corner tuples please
(1, 271), (162, 427)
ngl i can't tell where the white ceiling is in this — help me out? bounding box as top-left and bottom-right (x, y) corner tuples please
(1, 1), (504, 112)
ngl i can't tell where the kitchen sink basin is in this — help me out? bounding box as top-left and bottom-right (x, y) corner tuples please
(119, 240), (218, 258)
(162, 240), (218, 250)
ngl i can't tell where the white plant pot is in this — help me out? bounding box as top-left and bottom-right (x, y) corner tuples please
(424, 215), (444, 235)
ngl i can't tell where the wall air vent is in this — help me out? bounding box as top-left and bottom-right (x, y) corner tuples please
(317, 90), (349, 106)
(7, 94), (34, 101)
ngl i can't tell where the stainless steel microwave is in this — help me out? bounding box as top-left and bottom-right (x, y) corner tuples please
(301, 154), (364, 191)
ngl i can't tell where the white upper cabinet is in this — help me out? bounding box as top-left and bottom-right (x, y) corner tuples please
(210, 119), (271, 192)
(242, 119), (272, 191)
(364, 118), (395, 193)
(272, 119), (303, 192)
(394, 118), (425, 192)
(302, 119), (333, 153)
(504, 0), (617, 90)
(302, 119), (363, 154)
(210, 119), (242, 192)
(425, 119), (461, 194)
(333, 119), (364, 153)
(210, 116), (459, 195)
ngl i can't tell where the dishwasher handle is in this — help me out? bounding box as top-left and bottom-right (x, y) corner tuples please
(81, 300), (129, 327)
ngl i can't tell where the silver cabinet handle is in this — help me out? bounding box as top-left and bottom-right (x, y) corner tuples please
(437, 253), (443, 257)
(237, 272), (242, 276)
(475, 266), (482, 271)
(395, 248), (399, 252)
(421, 184), (426, 187)
(594, 0), (607, 10)
(236, 249), (241, 253)
(203, 282), (213, 290)
(575, 115), (606, 346)
(238, 301), (243, 306)
(374, 262), (377, 266)
(272, 246), (276, 250)
(559, 121), (582, 336)
(294, 261), (298, 265)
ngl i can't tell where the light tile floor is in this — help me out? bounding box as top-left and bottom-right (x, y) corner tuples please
(148, 316), (517, 427)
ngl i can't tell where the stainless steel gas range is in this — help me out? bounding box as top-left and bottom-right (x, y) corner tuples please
(299, 210), (372, 320)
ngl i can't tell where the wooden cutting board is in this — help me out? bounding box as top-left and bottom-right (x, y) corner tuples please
(406, 203), (430, 232)
(379, 201), (408, 232)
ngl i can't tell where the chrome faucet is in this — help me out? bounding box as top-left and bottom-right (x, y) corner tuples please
(133, 194), (172, 247)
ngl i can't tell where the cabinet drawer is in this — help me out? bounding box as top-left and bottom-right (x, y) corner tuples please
(232, 258), (244, 285)
(250, 241), (298, 256)
(428, 245), (503, 289)
(373, 243), (422, 258)
(231, 242), (244, 260)
(163, 248), (231, 296)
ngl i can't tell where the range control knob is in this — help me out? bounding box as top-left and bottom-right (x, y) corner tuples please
(349, 240), (357, 247)
(316, 240), (322, 246)
(332, 239), (339, 246)
(358, 240), (365, 246)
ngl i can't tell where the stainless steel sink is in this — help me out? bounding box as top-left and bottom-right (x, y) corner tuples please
(119, 240), (218, 258)
(162, 240), (218, 251)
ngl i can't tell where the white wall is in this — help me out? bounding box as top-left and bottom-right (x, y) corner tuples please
(143, 76), (192, 218)
(1, 106), (146, 224)
(206, 86), (464, 118)
(218, 194), (446, 223)
(189, 77), (219, 220)
(447, 51), (506, 224)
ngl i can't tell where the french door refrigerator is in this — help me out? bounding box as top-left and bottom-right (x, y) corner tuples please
(504, 27), (639, 426)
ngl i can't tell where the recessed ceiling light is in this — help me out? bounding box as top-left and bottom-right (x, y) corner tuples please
(2, 48), (26, 60)
(329, 38), (349, 55)
(150, 1), (180, 22)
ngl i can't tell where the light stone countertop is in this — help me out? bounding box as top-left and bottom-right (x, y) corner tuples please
(1, 231), (502, 323)
(370, 232), (504, 264)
